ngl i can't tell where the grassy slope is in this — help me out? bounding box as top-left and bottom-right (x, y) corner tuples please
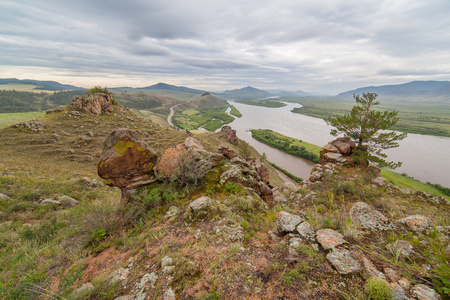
(0, 103), (449, 298)
(286, 97), (450, 137)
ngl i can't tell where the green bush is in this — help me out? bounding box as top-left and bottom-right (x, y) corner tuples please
(365, 278), (392, 300)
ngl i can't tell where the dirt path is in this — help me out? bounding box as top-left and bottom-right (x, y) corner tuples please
(167, 101), (190, 127)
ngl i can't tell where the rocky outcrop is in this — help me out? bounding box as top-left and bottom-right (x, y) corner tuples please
(98, 128), (158, 197)
(248, 158), (270, 184)
(276, 211), (304, 235)
(397, 215), (432, 232)
(221, 126), (238, 145)
(320, 137), (356, 165)
(71, 92), (115, 115)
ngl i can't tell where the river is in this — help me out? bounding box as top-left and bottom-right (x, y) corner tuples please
(227, 101), (450, 187)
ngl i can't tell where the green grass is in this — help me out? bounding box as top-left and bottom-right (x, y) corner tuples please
(269, 163), (303, 183)
(235, 99), (287, 108)
(0, 112), (45, 128)
(173, 106), (235, 131)
(287, 97), (450, 138)
(380, 168), (449, 198)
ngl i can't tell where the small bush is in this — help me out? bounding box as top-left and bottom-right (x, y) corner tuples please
(365, 278), (392, 300)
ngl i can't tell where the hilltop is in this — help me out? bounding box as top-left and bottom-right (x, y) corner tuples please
(0, 92), (448, 299)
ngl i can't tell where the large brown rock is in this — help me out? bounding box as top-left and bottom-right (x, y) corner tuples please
(319, 137), (356, 165)
(156, 143), (189, 177)
(72, 93), (115, 115)
(98, 129), (158, 189)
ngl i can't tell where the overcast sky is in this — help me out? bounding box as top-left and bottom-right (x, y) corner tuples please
(1, 0), (450, 94)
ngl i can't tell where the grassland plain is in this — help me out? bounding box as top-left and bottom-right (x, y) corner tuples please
(235, 99), (287, 108)
(286, 97), (450, 137)
(0, 112), (45, 128)
(0, 101), (449, 299)
(173, 105), (236, 131)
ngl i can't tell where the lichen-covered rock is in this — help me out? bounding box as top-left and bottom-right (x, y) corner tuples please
(189, 196), (212, 212)
(71, 92), (115, 115)
(397, 215), (432, 232)
(276, 211), (304, 235)
(316, 229), (346, 250)
(98, 128), (158, 189)
(326, 249), (361, 275)
(58, 195), (79, 207)
(350, 202), (394, 231)
(411, 284), (441, 300)
(361, 256), (385, 280)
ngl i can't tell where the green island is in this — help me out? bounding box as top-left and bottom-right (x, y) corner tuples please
(173, 105), (236, 131)
(286, 97), (450, 138)
(269, 162), (303, 183)
(251, 129), (321, 163)
(235, 99), (287, 108)
(229, 105), (242, 117)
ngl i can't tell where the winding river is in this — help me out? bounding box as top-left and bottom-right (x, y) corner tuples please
(227, 101), (450, 187)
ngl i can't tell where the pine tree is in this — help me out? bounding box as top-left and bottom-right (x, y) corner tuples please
(325, 93), (407, 168)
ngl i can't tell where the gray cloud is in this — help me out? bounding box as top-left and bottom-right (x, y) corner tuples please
(1, 0), (450, 94)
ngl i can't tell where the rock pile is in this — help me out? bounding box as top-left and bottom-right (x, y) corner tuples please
(12, 120), (45, 133)
(71, 92), (115, 115)
(320, 137), (356, 165)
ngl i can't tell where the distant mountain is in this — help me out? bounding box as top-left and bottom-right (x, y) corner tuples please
(139, 82), (206, 94)
(218, 86), (272, 100)
(337, 81), (450, 101)
(0, 78), (84, 91)
(267, 89), (310, 97)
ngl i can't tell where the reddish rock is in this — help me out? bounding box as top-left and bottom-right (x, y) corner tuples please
(221, 126), (238, 145)
(319, 137), (356, 165)
(249, 159), (270, 183)
(98, 129), (158, 189)
(323, 143), (340, 153)
(72, 92), (115, 115)
(184, 137), (203, 151)
(331, 138), (355, 155)
(218, 145), (239, 160)
(316, 229), (346, 250)
(326, 250), (361, 275)
(398, 215), (431, 232)
(156, 144), (189, 177)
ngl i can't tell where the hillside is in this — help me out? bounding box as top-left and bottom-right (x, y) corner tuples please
(0, 94), (449, 299)
(0, 78), (84, 91)
(337, 81), (450, 102)
(217, 86), (272, 100)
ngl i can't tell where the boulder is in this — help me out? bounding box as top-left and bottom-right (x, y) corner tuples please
(350, 202), (394, 231)
(331, 138), (355, 155)
(316, 229), (346, 250)
(276, 211), (304, 235)
(98, 129), (158, 189)
(189, 196), (212, 212)
(71, 92), (115, 115)
(58, 195), (79, 207)
(184, 137), (204, 151)
(397, 215), (431, 232)
(319, 137), (356, 165)
(40, 199), (61, 206)
(156, 144), (189, 177)
(326, 250), (361, 275)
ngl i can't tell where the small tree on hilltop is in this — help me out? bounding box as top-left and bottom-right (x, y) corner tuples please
(325, 92), (407, 169)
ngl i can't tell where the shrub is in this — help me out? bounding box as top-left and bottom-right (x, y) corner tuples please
(365, 278), (392, 300)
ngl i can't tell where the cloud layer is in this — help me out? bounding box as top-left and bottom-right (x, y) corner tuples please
(1, 0), (450, 94)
